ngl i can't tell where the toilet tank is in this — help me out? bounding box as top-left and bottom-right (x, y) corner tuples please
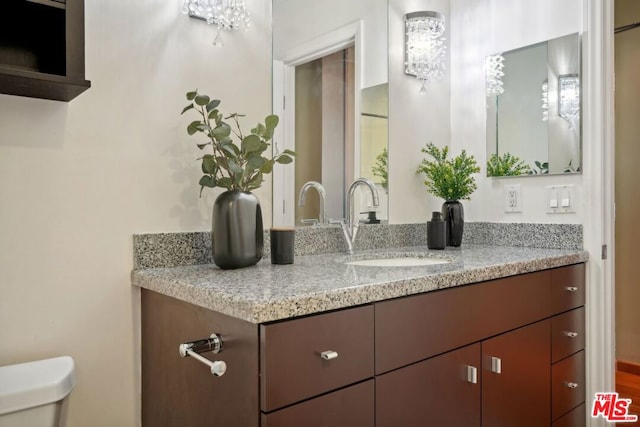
(0, 356), (76, 427)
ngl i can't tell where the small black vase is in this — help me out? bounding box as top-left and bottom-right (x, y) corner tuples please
(212, 191), (263, 269)
(442, 200), (464, 247)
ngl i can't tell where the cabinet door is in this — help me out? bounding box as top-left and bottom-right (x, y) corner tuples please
(482, 320), (551, 427)
(376, 343), (481, 427)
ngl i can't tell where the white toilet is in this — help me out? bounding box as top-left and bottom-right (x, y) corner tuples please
(0, 356), (76, 427)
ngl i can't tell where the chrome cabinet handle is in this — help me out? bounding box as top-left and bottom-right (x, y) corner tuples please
(566, 382), (579, 389)
(466, 365), (478, 384)
(491, 356), (502, 374)
(565, 286), (579, 292)
(564, 331), (579, 338)
(320, 350), (339, 360)
(179, 333), (226, 376)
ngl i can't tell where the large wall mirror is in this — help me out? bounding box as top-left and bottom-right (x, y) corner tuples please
(485, 33), (581, 177)
(272, 0), (388, 226)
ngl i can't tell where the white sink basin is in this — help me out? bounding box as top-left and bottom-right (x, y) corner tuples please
(346, 257), (450, 267)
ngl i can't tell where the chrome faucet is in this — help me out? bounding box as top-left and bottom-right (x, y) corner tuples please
(298, 181), (327, 225)
(331, 177), (380, 254)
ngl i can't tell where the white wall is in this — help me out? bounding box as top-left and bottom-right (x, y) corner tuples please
(0, 0), (272, 426)
(449, 0), (584, 223)
(388, 0), (452, 223)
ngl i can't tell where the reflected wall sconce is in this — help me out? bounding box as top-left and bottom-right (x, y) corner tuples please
(182, 0), (251, 46)
(558, 74), (580, 122)
(541, 79), (549, 121)
(485, 54), (505, 97)
(404, 11), (446, 93)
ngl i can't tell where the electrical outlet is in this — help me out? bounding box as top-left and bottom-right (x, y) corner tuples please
(504, 185), (522, 213)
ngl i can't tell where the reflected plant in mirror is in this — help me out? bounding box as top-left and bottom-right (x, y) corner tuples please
(372, 147), (388, 194)
(485, 33), (581, 177)
(486, 153), (528, 177)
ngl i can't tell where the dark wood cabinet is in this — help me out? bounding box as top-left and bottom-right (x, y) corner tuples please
(0, 0), (90, 101)
(482, 320), (551, 426)
(141, 263), (586, 427)
(376, 344), (481, 427)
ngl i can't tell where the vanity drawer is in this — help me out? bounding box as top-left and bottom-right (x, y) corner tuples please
(375, 271), (550, 374)
(261, 380), (374, 427)
(260, 305), (374, 412)
(551, 264), (585, 314)
(552, 350), (585, 420)
(552, 403), (586, 427)
(551, 307), (585, 363)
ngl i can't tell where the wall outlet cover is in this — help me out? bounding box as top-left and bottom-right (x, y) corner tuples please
(504, 185), (522, 213)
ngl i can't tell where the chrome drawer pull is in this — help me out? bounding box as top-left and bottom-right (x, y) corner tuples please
(466, 365), (478, 384)
(320, 350), (339, 360)
(491, 356), (502, 374)
(565, 286), (579, 292)
(564, 331), (579, 338)
(566, 382), (579, 389)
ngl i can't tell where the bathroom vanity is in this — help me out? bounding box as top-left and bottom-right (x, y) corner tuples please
(133, 245), (587, 427)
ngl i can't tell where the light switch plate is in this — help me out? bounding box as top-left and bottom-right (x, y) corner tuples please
(547, 185), (576, 214)
(504, 185), (522, 213)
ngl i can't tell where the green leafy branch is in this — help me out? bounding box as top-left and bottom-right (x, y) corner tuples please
(181, 90), (294, 194)
(372, 147), (388, 193)
(486, 153), (529, 177)
(416, 143), (480, 201)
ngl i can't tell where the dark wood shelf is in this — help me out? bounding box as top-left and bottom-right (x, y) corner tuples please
(25, 0), (66, 9)
(0, 0), (89, 102)
(0, 65), (90, 101)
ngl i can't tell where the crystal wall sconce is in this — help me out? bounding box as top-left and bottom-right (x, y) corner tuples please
(404, 11), (446, 93)
(558, 74), (580, 122)
(485, 54), (505, 97)
(182, 0), (251, 46)
(541, 79), (549, 121)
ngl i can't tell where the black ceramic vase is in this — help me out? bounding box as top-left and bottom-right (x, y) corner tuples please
(442, 200), (464, 247)
(212, 191), (264, 269)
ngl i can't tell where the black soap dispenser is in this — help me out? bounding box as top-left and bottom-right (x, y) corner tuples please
(427, 211), (446, 250)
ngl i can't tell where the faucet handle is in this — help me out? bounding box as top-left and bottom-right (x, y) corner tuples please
(300, 218), (319, 226)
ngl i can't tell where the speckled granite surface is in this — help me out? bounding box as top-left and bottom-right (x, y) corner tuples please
(131, 244), (588, 324)
(463, 222), (583, 250)
(133, 222), (582, 269)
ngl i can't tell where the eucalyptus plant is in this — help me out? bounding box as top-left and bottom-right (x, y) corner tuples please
(416, 143), (480, 201)
(181, 90), (294, 194)
(486, 152), (528, 177)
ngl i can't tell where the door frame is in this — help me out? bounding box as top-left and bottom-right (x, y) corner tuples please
(584, 0), (615, 425)
(272, 21), (363, 226)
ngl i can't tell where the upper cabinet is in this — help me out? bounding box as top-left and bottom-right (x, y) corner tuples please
(0, 0), (90, 101)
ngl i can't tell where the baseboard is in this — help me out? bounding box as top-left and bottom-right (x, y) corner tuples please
(617, 360), (640, 376)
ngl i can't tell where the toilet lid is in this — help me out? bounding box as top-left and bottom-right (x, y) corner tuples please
(0, 356), (76, 415)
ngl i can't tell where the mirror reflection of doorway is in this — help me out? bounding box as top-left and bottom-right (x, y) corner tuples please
(295, 46), (355, 224)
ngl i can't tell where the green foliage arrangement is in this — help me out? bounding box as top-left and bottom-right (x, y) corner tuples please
(371, 147), (389, 193)
(486, 152), (529, 177)
(527, 160), (549, 175)
(181, 90), (294, 194)
(417, 143), (480, 201)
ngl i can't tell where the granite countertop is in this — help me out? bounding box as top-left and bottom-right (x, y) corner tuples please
(131, 244), (588, 324)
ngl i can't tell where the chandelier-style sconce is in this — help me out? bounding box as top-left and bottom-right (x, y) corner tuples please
(541, 79), (549, 121)
(404, 11), (446, 93)
(558, 74), (580, 122)
(485, 54), (505, 97)
(182, 0), (251, 46)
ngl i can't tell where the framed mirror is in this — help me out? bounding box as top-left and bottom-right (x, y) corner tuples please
(485, 32), (581, 177)
(272, 0), (388, 226)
